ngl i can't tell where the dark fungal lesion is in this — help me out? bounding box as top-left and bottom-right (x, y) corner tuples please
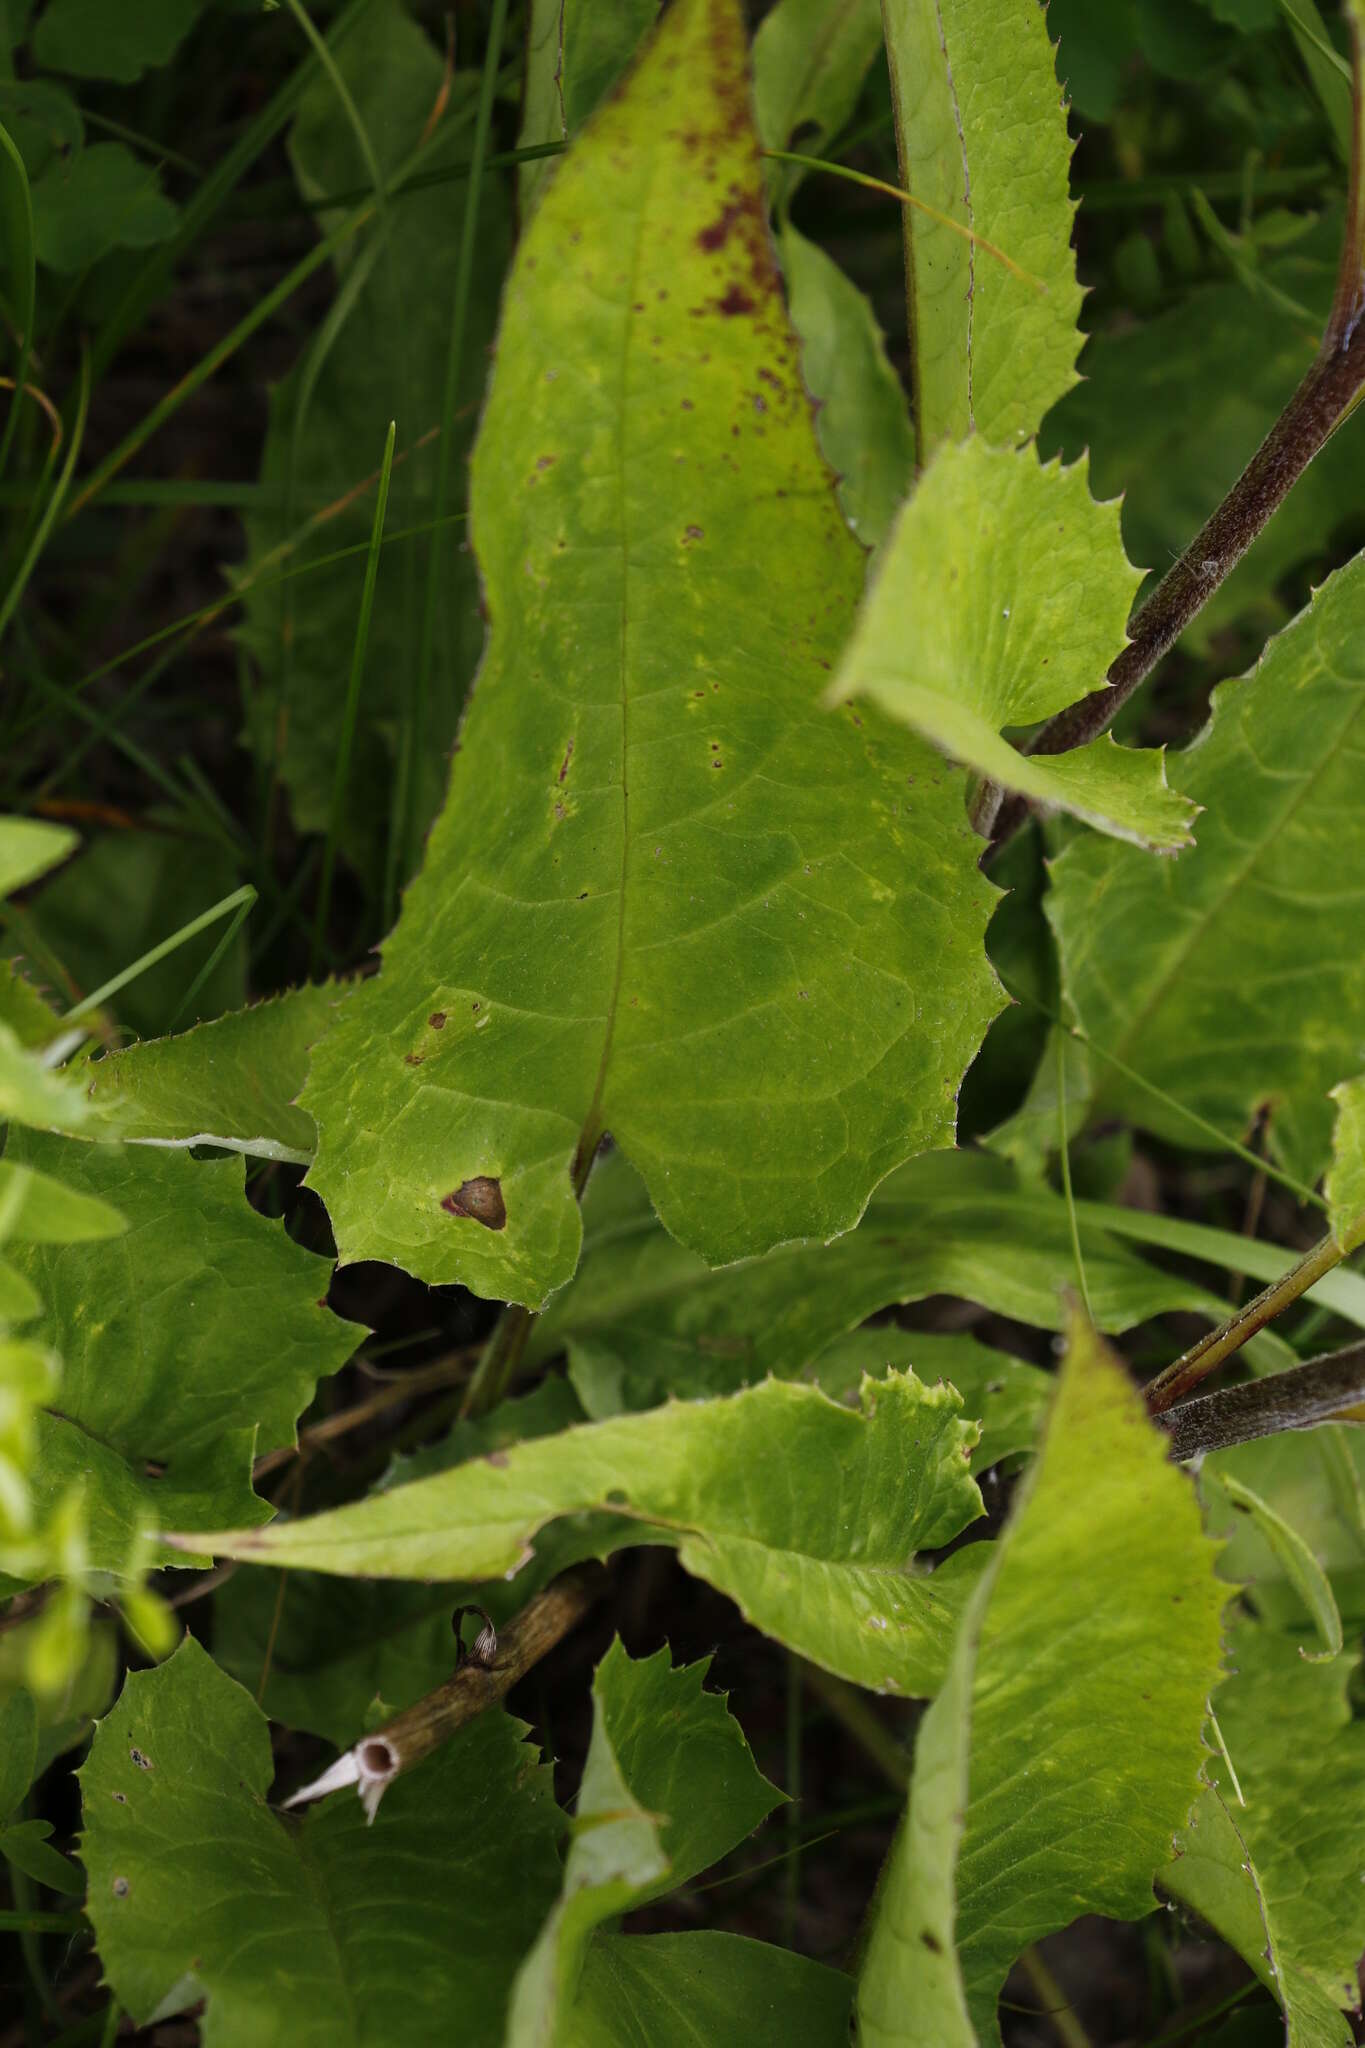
(440, 1177), (507, 1231)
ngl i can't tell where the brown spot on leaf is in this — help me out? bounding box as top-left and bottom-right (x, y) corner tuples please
(484, 1449), (509, 1468)
(405, 1052), (424, 1066)
(441, 1177), (507, 1231)
(920, 1930), (943, 1954)
(558, 738), (575, 784)
(113, 1877), (130, 1898)
(129, 1748), (152, 1770)
(717, 284), (756, 318)
(429, 1012), (447, 1029)
(683, 525), (704, 543)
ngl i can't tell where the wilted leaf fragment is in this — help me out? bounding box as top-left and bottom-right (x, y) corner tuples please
(182, 1370), (984, 1698)
(1049, 556), (1365, 1189)
(882, 0), (1082, 456)
(81, 1637), (562, 2048)
(300, 0), (1000, 1309)
(858, 1318), (1226, 2045)
(1165, 1619), (1365, 2047)
(508, 1641), (781, 2044)
(830, 437), (1193, 848)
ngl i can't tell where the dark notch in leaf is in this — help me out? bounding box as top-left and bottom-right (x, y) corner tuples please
(441, 1177), (507, 1231)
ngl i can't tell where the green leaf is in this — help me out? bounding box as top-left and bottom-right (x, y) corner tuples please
(30, 142), (178, 273)
(858, 1318), (1227, 2044)
(1041, 216), (1365, 654)
(0, 1687), (37, 1817)
(80, 1635), (563, 2046)
(0, 821), (66, 903)
(217, 1383), (591, 1745)
(881, 0), (1082, 457)
(1327, 1078), (1365, 1253)
(0, 1023), (96, 1134)
(518, 0), (659, 213)
(0, 959), (64, 1049)
(1048, 553), (1365, 1190)
(1164, 1617), (1365, 2044)
(181, 1368), (986, 1699)
(530, 1148), (1225, 1412)
(83, 983), (344, 1163)
(0, 1159), (124, 1244)
(563, 1932), (853, 2048)
(753, 0), (884, 196)
(0, 1617), (117, 1779)
(0, 1816), (80, 1890)
(830, 437), (1194, 848)
(32, 0), (212, 82)
(240, 0), (510, 886)
(797, 1328), (1051, 1474)
(778, 222), (914, 548)
(508, 1640), (781, 2044)
(0, 1260), (40, 1322)
(1204, 1471), (1342, 1661)
(5, 1133), (361, 1569)
(31, 818), (244, 1040)
(300, 0), (1001, 1310)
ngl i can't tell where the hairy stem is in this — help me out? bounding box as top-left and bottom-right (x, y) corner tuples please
(979, 11), (1365, 845)
(1157, 1341), (1365, 1461)
(1145, 1229), (1346, 1414)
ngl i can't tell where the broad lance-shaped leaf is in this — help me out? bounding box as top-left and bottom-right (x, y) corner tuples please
(180, 1369), (986, 1699)
(6, 1133), (362, 1569)
(1164, 1618), (1365, 2047)
(882, 0), (1082, 458)
(80, 1637), (563, 2048)
(82, 982), (344, 1162)
(753, 0), (883, 208)
(239, 0), (510, 887)
(1048, 549), (1365, 1190)
(507, 1641), (781, 2045)
(1328, 1078), (1365, 1254)
(830, 437), (1194, 849)
(300, 0), (1001, 1310)
(565, 1933), (853, 2048)
(857, 1318), (1227, 2046)
(527, 1148), (1228, 1412)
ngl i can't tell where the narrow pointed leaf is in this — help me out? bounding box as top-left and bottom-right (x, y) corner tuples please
(779, 222), (915, 547)
(83, 983), (344, 1162)
(1049, 556), (1365, 1188)
(0, 819), (75, 900)
(1204, 1471), (1342, 1662)
(831, 437), (1193, 847)
(0, 1024), (97, 1134)
(0, 1160), (124, 1243)
(178, 1369), (985, 1698)
(528, 1149), (1227, 1411)
(1165, 1618), (1365, 2045)
(6, 1133), (361, 1569)
(881, 0), (1082, 457)
(80, 1637), (563, 2048)
(300, 0), (1001, 1310)
(858, 1318), (1227, 2045)
(508, 1641), (781, 2044)
(1327, 1077), (1365, 1254)
(753, 0), (884, 203)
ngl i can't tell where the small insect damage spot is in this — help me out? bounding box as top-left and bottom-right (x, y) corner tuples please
(558, 738), (575, 784)
(429, 1012), (447, 1030)
(535, 454), (557, 471)
(920, 1930), (943, 1954)
(404, 1052), (424, 1067)
(111, 1791), (126, 1804)
(129, 1748), (152, 1771)
(441, 1177), (507, 1231)
(683, 525), (704, 543)
(112, 1877), (130, 1899)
